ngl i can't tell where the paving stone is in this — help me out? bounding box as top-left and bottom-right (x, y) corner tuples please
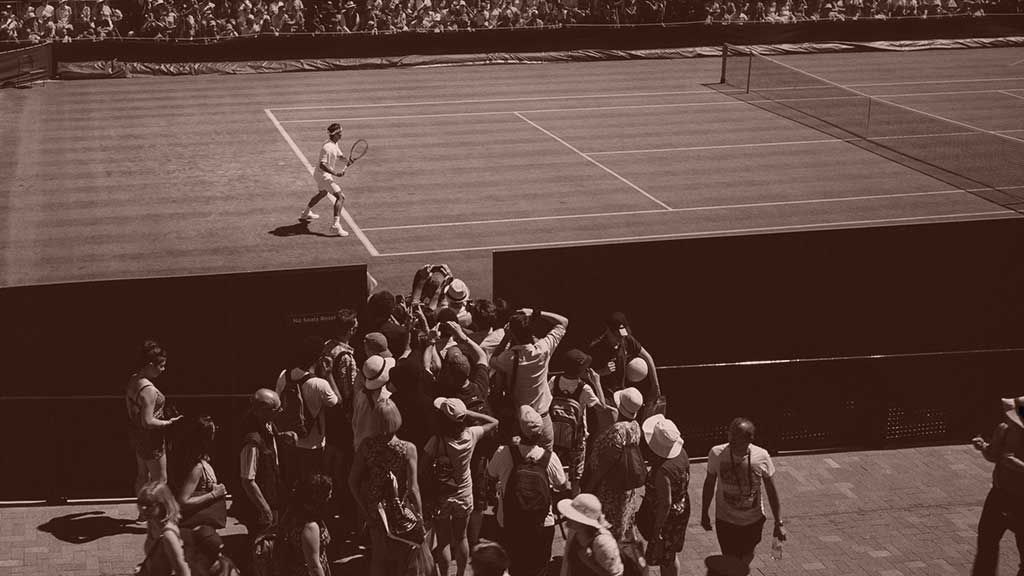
(4, 445), (1024, 575)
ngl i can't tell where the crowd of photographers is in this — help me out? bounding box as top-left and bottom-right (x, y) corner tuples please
(126, 264), (787, 576)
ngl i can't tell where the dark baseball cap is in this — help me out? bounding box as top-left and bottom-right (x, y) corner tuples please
(563, 349), (591, 377)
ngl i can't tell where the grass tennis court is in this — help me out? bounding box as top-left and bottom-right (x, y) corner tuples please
(2, 47), (1023, 294)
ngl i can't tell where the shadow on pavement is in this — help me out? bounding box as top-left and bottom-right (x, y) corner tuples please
(38, 510), (146, 544)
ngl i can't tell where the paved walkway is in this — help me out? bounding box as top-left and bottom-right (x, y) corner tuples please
(1, 444), (1019, 576)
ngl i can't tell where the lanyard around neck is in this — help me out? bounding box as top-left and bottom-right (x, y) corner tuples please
(728, 447), (752, 497)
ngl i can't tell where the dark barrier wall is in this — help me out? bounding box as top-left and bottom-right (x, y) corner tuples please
(495, 218), (1024, 451)
(0, 266), (366, 501)
(662, 349), (1024, 459)
(40, 15), (1024, 64)
(0, 42), (53, 86)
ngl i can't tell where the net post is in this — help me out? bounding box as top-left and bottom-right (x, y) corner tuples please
(720, 44), (729, 84)
(745, 47), (752, 94)
(865, 96), (872, 140)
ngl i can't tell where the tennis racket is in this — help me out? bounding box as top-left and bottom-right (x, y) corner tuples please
(346, 139), (369, 167)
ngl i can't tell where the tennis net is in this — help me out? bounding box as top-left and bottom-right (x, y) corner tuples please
(719, 44), (1024, 213)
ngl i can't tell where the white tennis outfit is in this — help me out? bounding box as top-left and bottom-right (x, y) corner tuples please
(313, 140), (344, 192)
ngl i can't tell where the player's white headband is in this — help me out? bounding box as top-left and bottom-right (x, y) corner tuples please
(329, 126), (343, 136)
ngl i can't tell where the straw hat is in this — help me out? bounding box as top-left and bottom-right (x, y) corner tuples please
(445, 279), (470, 303)
(642, 414), (684, 459)
(556, 494), (608, 530)
(362, 355), (395, 390)
(612, 387), (643, 420)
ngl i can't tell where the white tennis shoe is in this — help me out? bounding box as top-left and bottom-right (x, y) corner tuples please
(299, 210), (320, 221)
(331, 222), (349, 237)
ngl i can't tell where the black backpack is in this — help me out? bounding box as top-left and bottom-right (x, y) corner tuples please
(276, 371), (316, 437)
(503, 446), (552, 527)
(608, 426), (646, 491)
(549, 376), (585, 458)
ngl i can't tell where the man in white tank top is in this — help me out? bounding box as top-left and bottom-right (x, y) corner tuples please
(300, 122), (350, 237)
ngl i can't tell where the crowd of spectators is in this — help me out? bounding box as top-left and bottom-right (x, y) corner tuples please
(125, 263), (789, 576)
(1, 0), (1018, 43)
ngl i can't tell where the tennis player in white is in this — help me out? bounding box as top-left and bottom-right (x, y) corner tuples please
(300, 122), (349, 237)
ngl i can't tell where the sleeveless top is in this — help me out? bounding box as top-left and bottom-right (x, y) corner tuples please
(358, 435), (413, 521)
(141, 521), (181, 576)
(644, 451), (690, 516)
(281, 519), (331, 576)
(126, 377), (165, 430)
(190, 459), (217, 496)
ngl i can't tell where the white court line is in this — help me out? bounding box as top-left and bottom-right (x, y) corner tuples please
(513, 111), (672, 211)
(268, 79), (1024, 112)
(882, 89), (1024, 98)
(760, 54), (1024, 147)
(1002, 90), (1024, 101)
(587, 131), (986, 156)
(846, 76), (1024, 88)
(361, 190), (966, 232)
(277, 100), (745, 123)
(280, 110), (517, 123)
(263, 109), (380, 257)
(268, 89), (713, 111)
(375, 211), (1021, 257)
(277, 88), (1021, 124)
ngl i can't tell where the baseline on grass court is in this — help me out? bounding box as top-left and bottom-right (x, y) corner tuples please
(264, 81), (1024, 257)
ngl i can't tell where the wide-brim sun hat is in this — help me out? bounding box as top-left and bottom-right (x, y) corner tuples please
(612, 387), (643, 420)
(363, 355), (396, 390)
(556, 493), (606, 530)
(642, 414), (684, 459)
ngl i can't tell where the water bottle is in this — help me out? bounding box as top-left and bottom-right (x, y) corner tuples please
(770, 536), (784, 560)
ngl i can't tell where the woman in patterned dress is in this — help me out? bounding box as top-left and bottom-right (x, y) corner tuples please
(583, 387), (645, 542)
(280, 473), (334, 576)
(349, 399), (423, 576)
(638, 415), (690, 576)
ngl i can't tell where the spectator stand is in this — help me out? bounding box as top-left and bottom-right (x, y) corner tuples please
(3, 4), (1024, 80)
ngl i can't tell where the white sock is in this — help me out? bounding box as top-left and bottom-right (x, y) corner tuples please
(334, 218), (341, 226)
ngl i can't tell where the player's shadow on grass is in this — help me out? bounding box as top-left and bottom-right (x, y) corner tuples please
(269, 220), (336, 238)
(38, 510), (146, 544)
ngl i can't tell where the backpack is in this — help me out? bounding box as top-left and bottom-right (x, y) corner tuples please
(276, 370), (316, 437)
(503, 445), (552, 527)
(252, 520), (311, 576)
(250, 527), (282, 576)
(323, 339), (354, 386)
(549, 376), (585, 458)
(457, 373), (491, 417)
(608, 429), (646, 491)
(429, 435), (460, 493)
